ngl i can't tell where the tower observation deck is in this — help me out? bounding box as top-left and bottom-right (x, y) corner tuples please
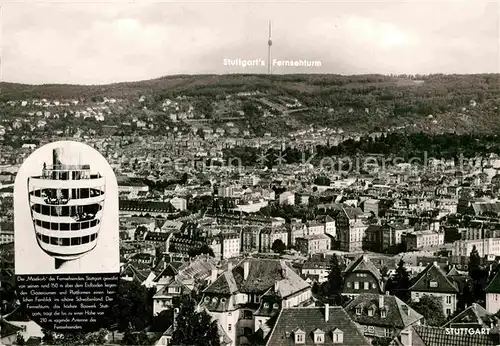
(28, 148), (106, 268)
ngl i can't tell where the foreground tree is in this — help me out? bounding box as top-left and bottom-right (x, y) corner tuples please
(108, 280), (154, 331)
(387, 259), (411, 302)
(469, 245), (487, 303)
(409, 295), (446, 326)
(172, 295), (220, 346)
(320, 254), (346, 305)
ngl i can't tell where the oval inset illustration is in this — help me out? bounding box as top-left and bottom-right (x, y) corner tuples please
(15, 141), (119, 332)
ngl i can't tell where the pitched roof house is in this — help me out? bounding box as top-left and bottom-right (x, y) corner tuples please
(442, 303), (499, 329)
(266, 305), (371, 346)
(409, 262), (459, 317)
(344, 293), (423, 340)
(342, 255), (384, 298)
(200, 258), (312, 346)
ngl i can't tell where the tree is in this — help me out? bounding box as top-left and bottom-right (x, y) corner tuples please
(188, 244), (215, 258)
(40, 328), (107, 345)
(42, 329), (55, 344)
(409, 295), (446, 326)
(134, 226), (147, 241)
(457, 277), (475, 311)
(320, 254), (346, 306)
(171, 295), (220, 346)
(152, 309), (175, 332)
(122, 329), (152, 345)
(469, 245), (487, 303)
(387, 259), (411, 302)
(271, 239), (287, 254)
(109, 280), (154, 332)
(469, 245), (481, 273)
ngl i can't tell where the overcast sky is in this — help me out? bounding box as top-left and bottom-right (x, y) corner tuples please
(1, 0), (499, 85)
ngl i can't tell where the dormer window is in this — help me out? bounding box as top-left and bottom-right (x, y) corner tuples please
(332, 328), (343, 344)
(381, 309), (387, 318)
(294, 329), (305, 344)
(356, 306), (362, 315)
(264, 302), (270, 308)
(368, 308), (374, 317)
(204, 296), (210, 303)
(313, 328), (325, 344)
(273, 303), (280, 309)
(429, 280), (438, 288)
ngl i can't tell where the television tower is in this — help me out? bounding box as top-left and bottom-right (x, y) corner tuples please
(268, 21), (272, 75)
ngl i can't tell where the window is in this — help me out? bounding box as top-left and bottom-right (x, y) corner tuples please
(367, 326), (375, 335)
(372, 283), (376, 289)
(381, 309), (387, 318)
(332, 330), (343, 344)
(354, 282), (359, 290)
(446, 296), (452, 305)
(356, 307), (362, 315)
(315, 334), (324, 344)
(346, 282), (352, 288)
(446, 309), (451, 316)
(364, 282), (369, 290)
(385, 329), (391, 337)
(228, 324), (232, 331)
(368, 308), (374, 317)
(295, 332), (305, 344)
(429, 280), (438, 288)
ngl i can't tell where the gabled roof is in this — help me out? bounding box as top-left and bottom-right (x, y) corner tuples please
(266, 306), (370, 346)
(154, 277), (191, 298)
(153, 262), (184, 282)
(345, 255), (383, 289)
(315, 215), (335, 223)
(486, 269), (500, 293)
(344, 293), (423, 329)
(442, 303), (496, 328)
(120, 263), (152, 283)
(203, 258), (309, 295)
(446, 266), (461, 276)
(409, 263), (459, 294)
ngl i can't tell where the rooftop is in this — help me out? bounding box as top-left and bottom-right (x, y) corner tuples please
(266, 306), (370, 346)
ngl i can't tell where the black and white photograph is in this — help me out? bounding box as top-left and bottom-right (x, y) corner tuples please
(14, 141), (119, 274)
(1, 0), (500, 345)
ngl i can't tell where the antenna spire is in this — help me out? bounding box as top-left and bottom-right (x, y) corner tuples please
(268, 21), (273, 75)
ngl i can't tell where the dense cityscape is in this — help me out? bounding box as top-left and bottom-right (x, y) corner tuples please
(2, 73), (500, 346)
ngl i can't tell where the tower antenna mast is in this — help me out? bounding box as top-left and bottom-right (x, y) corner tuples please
(268, 21), (273, 75)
